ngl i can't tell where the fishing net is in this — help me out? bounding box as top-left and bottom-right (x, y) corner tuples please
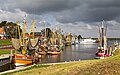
(23, 39), (28, 50)
(11, 38), (21, 49)
(28, 38), (39, 48)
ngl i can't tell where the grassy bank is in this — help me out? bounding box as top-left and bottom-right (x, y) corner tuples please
(0, 50), (10, 55)
(0, 39), (11, 45)
(3, 49), (120, 75)
(1, 50), (120, 75)
(0, 39), (12, 55)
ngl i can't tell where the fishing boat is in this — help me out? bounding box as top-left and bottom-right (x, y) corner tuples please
(13, 54), (33, 66)
(71, 34), (79, 45)
(65, 41), (71, 46)
(80, 38), (96, 44)
(12, 18), (39, 66)
(47, 51), (62, 55)
(47, 45), (62, 55)
(71, 41), (79, 45)
(38, 45), (47, 55)
(95, 21), (108, 59)
(65, 33), (72, 46)
(47, 29), (63, 55)
(95, 47), (106, 59)
(11, 38), (34, 66)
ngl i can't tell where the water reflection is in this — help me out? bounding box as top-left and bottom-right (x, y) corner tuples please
(40, 44), (98, 64)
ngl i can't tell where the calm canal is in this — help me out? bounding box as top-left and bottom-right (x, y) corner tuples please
(39, 44), (98, 64)
(39, 39), (120, 64)
(1, 39), (119, 72)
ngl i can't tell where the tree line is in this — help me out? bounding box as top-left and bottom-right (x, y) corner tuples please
(0, 21), (21, 38)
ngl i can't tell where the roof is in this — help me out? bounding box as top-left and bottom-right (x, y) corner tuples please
(0, 27), (5, 34)
(34, 32), (42, 36)
(0, 34), (9, 36)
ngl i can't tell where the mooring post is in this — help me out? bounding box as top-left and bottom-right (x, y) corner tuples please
(109, 46), (112, 56)
(10, 49), (13, 70)
(119, 42), (120, 49)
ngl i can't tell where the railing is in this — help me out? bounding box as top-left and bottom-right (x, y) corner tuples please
(0, 45), (13, 49)
(108, 42), (120, 56)
(0, 55), (15, 72)
(0, 57), (10, 66)
(0, 56), (11, 72)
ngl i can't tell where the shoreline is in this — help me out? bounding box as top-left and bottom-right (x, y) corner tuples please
(1, 49), (120, 75)
(0, 59), (82, 75)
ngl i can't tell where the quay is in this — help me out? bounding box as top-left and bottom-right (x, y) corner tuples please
(0, 60), (81, 75)
(0, 54), (10, 66)
(0, 54), (15, 72)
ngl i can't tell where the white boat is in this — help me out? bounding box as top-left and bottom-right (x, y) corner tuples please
(80, 38), (96, 44)
(71, 41), (79, 45)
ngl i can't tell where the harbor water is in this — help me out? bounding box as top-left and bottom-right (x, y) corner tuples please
(39, 44), (98, 64)
(1, 39), (120, 72)
(39, 39), (120, 64)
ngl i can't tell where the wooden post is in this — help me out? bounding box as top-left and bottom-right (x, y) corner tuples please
(118, 42), (120, 49)
(108, 46), (112, 56)
(10, 49), (13, 70)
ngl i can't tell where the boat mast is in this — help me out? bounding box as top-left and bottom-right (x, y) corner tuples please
(30, 20), (36, 39)
(101, 21), (104, 47)
(21, 15), (27, 55)
(103, 21), (107, 51)
(98, 25), (101, 46)
(16, 21), (22, 45)
(43, 21), (46, 39)
(22, 15), (27, 45)
(99, 20), (107, 50)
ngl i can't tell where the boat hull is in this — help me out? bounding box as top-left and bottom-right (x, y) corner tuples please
(65, 41), (71, 46)
(13, 54), (33, 66)
(39, 51), (47, 55)
(95, 56), (104, 59)
(47, 50), (62, 55)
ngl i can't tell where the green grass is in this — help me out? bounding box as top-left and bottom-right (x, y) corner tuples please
(1, 65), (50, 75)
(0, 50), (10, 54)
(113, 49), (120, 56)
(0, 39), (12, 54)
(0, 49), (15, 55)
(3, 49), (120, 75)
(0, 39), (12, 45)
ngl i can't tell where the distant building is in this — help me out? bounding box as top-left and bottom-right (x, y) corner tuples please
(0, 27), (7, 39)
(34, 32), (44, 38)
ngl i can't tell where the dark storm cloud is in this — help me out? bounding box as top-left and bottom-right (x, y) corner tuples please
(1, 0), (120, 23)
(87, 0), (120, 8)
(12, 0), (81, 15)
(55, 0), (120, 23)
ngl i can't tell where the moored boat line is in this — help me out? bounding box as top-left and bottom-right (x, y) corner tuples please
(1, 18), (119, 74)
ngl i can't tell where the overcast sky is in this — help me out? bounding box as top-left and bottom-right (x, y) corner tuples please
(0, 0), (120, 38)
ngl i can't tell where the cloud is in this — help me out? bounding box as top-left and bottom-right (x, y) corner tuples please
(1, 0), (120, 23)
(0, 0), (120, 37)
(5, 0), (80, 15)
(54, 0), (120, 23)
(0, 8), (27, 22)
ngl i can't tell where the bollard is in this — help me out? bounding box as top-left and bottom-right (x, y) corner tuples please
(119, 42), (120, 49)
(108, 46), (112, 56)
